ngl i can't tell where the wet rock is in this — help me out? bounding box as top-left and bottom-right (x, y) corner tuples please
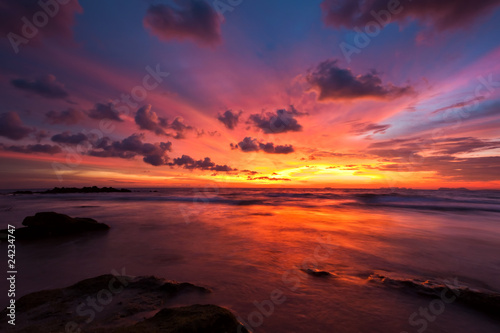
(301, 268), (334, 278)
(98, 304), (249, 333)
(0, 212), (109, 240)
(0, 275), (248, 333)
(368, 273), (500, 319)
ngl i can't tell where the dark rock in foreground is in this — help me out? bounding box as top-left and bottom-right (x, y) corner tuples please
(0, 274), (248, 333)
(0, 212), (109, 240)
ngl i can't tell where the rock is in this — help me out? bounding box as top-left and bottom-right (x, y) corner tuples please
(103, 304), (250, 333)
(0, 275), (248, 333)
(42, 186), (131, 194)
(368, 273), (500, 319)
(301, 268), (334, 278)
(12, 190), (33, 195)
(0, 212), (109, 240)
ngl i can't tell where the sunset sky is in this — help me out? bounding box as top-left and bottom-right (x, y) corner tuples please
(1, 0), (499, 189)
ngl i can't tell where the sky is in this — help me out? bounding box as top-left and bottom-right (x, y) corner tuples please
(0, 0), (499, 189)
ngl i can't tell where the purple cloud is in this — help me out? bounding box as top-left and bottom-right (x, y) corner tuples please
(218, 110), (242, 130)
(45, 108), (86, 125)
(307, 59), (412, 101)
(321, 0), (500, 31)
(248, 106), (305, 134)
(0, 112), (33, 140)
(144, 0), (221, 46)
(51, 132), (88, 145)
(87, 103), (123, 122)
(11, 75), (69, 99)
(88, 133), (173, 166)
(0, 143), (61, 155)
(232, 137), (295, 154)
(170, 155), (234, 171)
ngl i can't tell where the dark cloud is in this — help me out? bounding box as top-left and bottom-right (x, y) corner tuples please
(144, 1), (221, 46)
(248, 106), (305, 134)
(197, 129), (220, 137)
(45, 108), (86, 125)
(307, 59), (412, 101)
(0, 0), (82, 49)
(169, 155), (234, 172)
(88, 103), (123, 122)
(169, 117), (193, 133)
(0, 112), (33, 140)
(217, 110), (242, 130)
(135, 105), (168, 136)
(350, 122), (391, 135)
(0, 143), (61, 155)
(88, 134), (172, 166)
(134, 105), (194, 138)
(11, 75), (69, 99)
(51, 132), (88, 145)
(320, 0), (500, 31)
(232, 137), (295, 154)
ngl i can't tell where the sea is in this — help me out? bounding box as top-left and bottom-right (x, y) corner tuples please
(0, 187), (499, 332)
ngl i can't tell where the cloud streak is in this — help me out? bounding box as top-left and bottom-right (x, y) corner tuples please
(11, 75), (69, 99)
(321, 0), (500, 31)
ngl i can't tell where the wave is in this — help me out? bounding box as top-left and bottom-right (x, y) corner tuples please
(4, 188), (500, 213)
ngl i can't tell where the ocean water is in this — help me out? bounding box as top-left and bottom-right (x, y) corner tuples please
(1, 188), (500, 332)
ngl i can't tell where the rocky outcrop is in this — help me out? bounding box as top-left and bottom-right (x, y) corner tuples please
(42, 186), (132, 194)
(301, 268), (335, 278)
(0, 274), (248, 333)
(0, 212), (110, 240)
(10, 186), (132, 195)
(368, 273), (500, 318)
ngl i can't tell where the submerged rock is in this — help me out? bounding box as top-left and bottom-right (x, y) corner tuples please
(0, 274), (248, 333)
(368, 273), (500, 319)
(0, 212), (110, 240)
(97, 305), (249, 333)
(301, 268), (335, 278)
